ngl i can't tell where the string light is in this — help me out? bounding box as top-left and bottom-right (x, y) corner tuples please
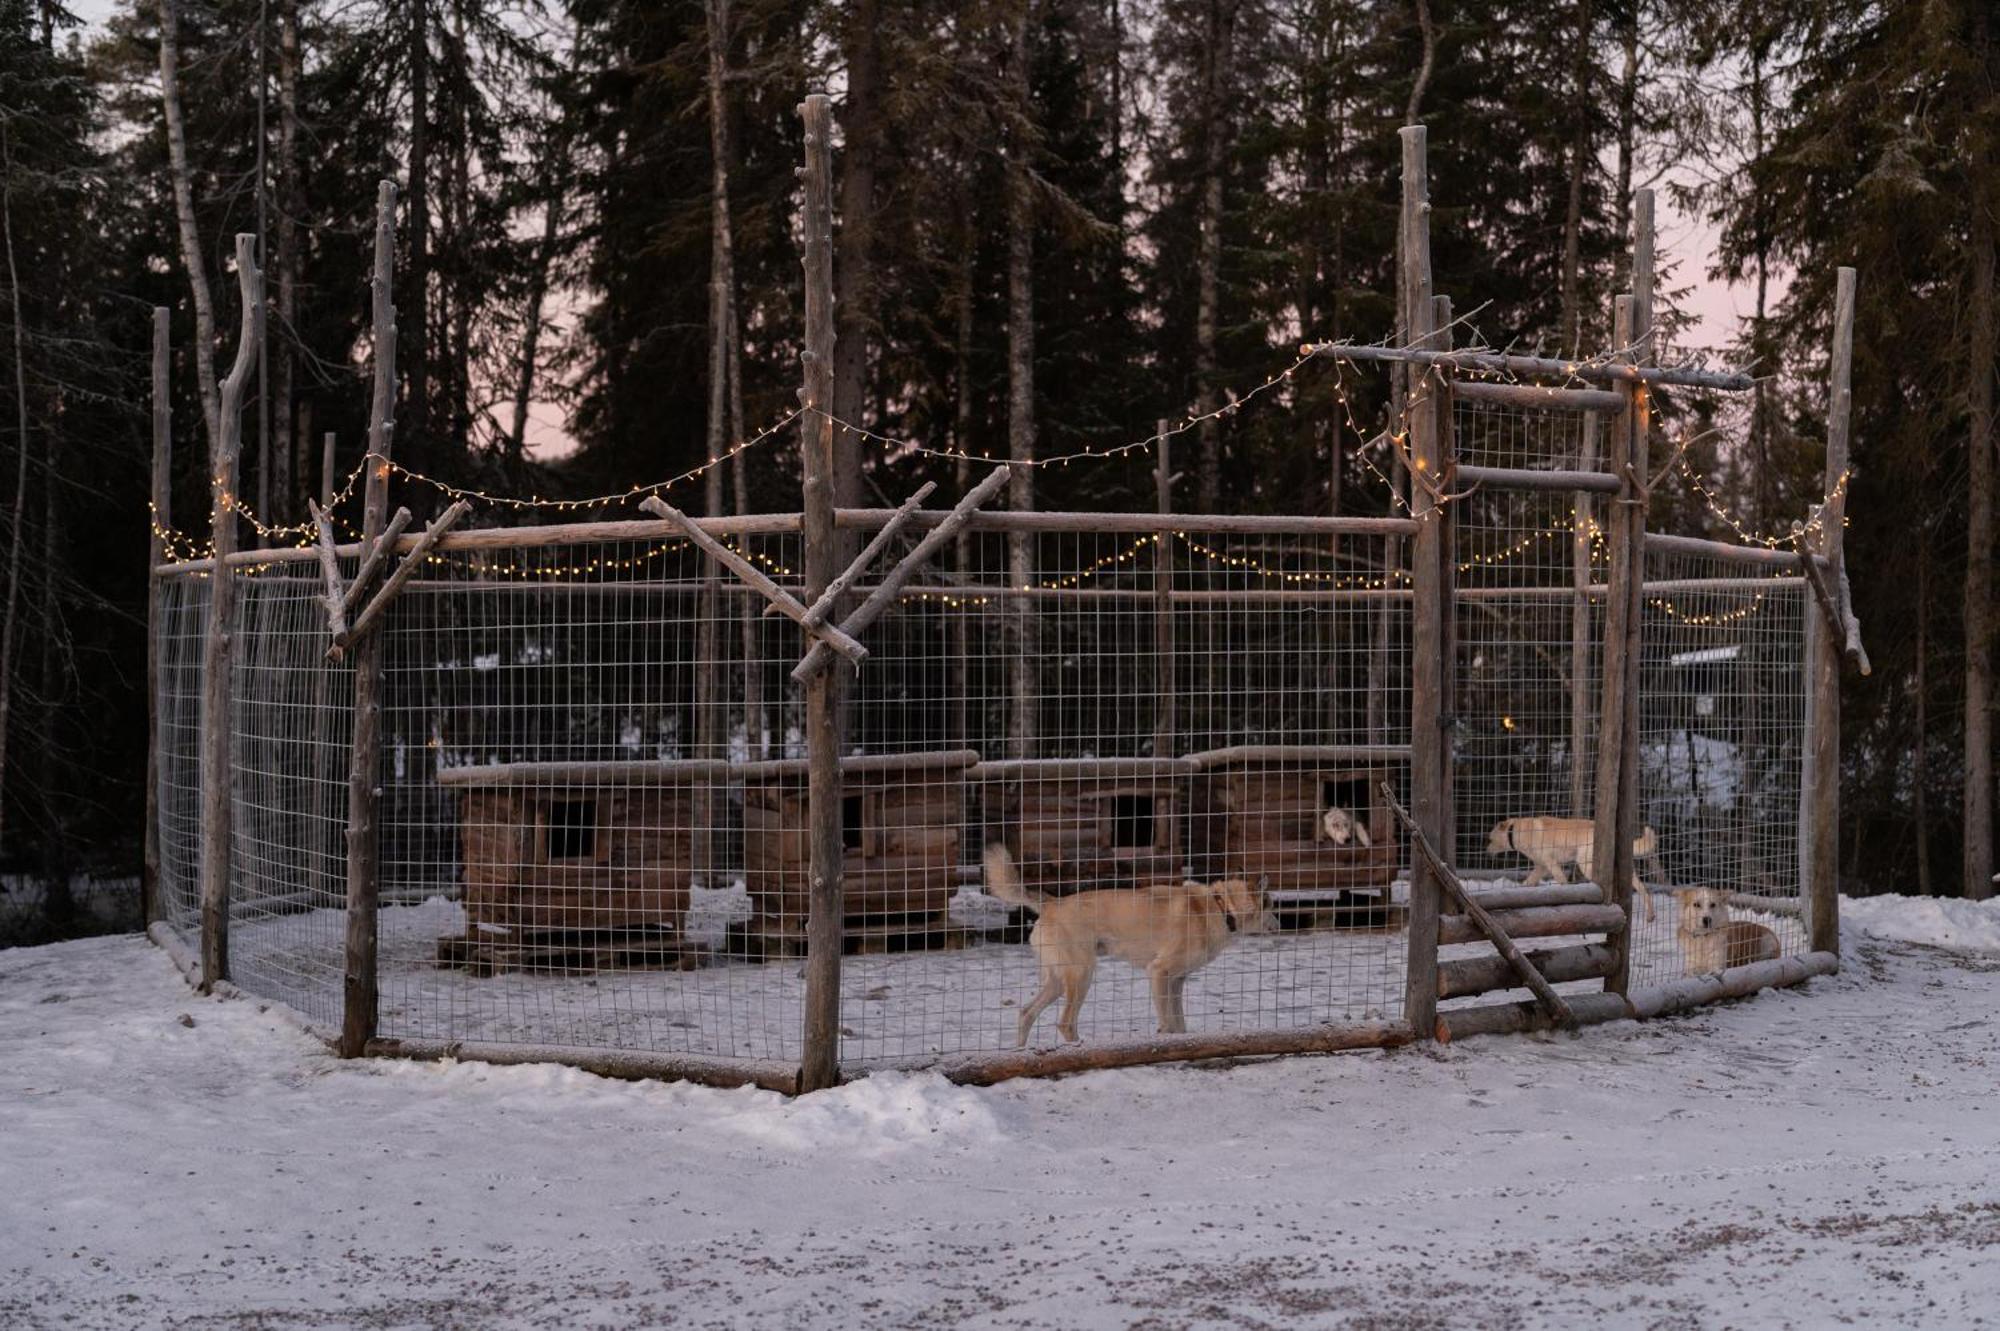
(1649, 591), (1769, 626)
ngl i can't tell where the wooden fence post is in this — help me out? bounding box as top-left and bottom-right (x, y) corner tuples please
(199, 235), (263, 991)
(798, 93), (845, 1093)
(1806, 266), (1854, 954)
(1569, 409), (1599, 820)
(1154, 421), (1175, 761)
(1399, 124), (1445, 1037)
(1596, 189), (1654, 997)
(1433, 294), (1458, 859)
(341, 181), (398, 1057)
(144, 308), (171, 928)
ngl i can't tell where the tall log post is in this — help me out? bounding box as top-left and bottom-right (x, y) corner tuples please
(1596, 190), (1654, 998)
(1399, 125), (1446, 1037)
(1569, 410), (1600, 818)
(144, 308), (171, 927)
(199, 236), (263, 990)
(1806, 267), (1854, 954)
(1433, 294), (1457, 858)
(320, 430), (336, 509)
(341, 181), (398, 1057)
(798, 94), (845, 1093)
(1154, 421), (1175, 760)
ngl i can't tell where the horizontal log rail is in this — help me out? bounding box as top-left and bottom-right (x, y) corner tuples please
(1438, 942), (1619, 999)
(1454, 464), (1622, 494)
(1436, 991), (1632, 1043)
(1319, 342), (1757, 391)
(1450, 380), (1625, 412)
(933, 1020), (1416, 1086)
(1436, 903), (1628, 947)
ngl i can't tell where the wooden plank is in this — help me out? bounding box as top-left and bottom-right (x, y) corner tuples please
(1451, 380), (1626, 413)
(1311, 342), (1755, 391)
(797, 93), (843, 1095)
(1626, 950), (1839, 1019)
(1399, 124), (1445, 1040)
(640, 493), (868, 665)
(341, 181), (397, 1058)
(1438, 942), (1619, 1000)
(790, 463), (1014, 684)
(1807, 268), (1855, 956)
(335, 499), (471, 651)
(199, 234), (262, 991)
(1436, 991), (1631, 1043)
(1453, 463), (1621, 494)
(1187, 744), (1412, 770)
(936, 1020), (1415, 1085)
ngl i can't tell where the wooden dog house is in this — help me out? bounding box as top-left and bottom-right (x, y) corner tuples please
(1187, 746), (1400, 920)
(971, 756), (1197, 895)
(434, 758), (732, 971)
(741, 750), (979, 951)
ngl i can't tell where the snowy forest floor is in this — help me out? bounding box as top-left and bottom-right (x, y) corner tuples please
(4, 898), (1999, 1329)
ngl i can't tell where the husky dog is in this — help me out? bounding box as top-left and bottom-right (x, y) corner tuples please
(1485, 816), (1659, 922)
(1675, 886), (1781, 975)
(984, 843), (1273, 1047)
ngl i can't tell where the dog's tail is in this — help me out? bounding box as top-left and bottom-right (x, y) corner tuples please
(1633, 825), (1659, 859)
(982, 842), (1046, 912)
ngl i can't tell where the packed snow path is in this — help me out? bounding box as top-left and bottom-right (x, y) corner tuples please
(4, 902), (1998, 1329)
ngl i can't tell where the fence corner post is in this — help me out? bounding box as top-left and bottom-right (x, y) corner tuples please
(1806, 266), (1855, 955)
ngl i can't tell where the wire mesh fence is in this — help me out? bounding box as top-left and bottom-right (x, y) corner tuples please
(147, 423), (1819, 1076)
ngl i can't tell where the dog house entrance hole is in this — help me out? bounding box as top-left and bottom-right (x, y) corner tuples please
(1322, 776), (1369, 814)
(1111, 794), (1157, 849)
(842, 794), (865, 851)
(546, 799), (598, 860)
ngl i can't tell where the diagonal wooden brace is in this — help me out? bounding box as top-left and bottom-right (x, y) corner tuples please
(309, 500), (349, 642)
(332, 500), (470, 656)
(786, 480), (937, 628)
(1792, 532), (1871, 676)
(340, 505), (413, 621)
(791, 464), (1013, 685)
(639, 495), (868, 665)
(1382, 783), (1579, 1031)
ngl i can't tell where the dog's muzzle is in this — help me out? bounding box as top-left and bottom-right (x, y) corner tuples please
(1224, 911), (1239, 933)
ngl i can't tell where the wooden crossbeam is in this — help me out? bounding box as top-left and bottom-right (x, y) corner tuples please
(1382, 783), (1579, 1031)
(639, 495), (868, 665)
(339, 505), (413, 620)
(308, 500), (348, 641)
(333, 500), (470, 654)
(791, 464), (1013, 684)
(790, 481), (937, 627)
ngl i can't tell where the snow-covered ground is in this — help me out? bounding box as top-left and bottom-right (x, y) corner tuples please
(4, 895), (1997, 1329)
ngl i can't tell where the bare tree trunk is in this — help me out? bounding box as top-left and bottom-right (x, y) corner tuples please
(274, 0), (299, 521)
(0, 131), (31, 855)
(254, 0), (271, 530)
(445, 5), (471, 461)
(1005, 3), (1036, 761)
(1193, 0), (1238, 512)
(1965, 175), (1995, 901)
(1557, 0), (1593, 357)
(1916, 531), (1931, 895)
(1747, 40), (1774, 522)
(506, 151), (564, 468)
(831, 0), (881, 512)
(158, 0), (221, 450)
(1612, 10), (1637, 295)
(952, 199), (976, 747)
(406, 0), (430, 480)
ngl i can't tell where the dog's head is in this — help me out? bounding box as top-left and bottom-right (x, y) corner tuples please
(1321, 806), (1357, 846)
(1634, 825), (1659, 859)
(1210, 876), (1275, 935)
(1676, 886), (1729, 934)
(1486, 818), (1517, 855)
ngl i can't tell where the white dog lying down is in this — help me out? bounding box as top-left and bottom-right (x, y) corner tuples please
(1675, 886), (1780, 975)
(1318, 806), (1372, 848)
(1486, 815), (1658, 922)
(983, 843), (1273, 1047)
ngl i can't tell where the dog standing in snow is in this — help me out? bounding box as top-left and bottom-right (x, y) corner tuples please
(1675, 886), (1780, 974)
(1485, 815), (1659, 922)
(983, 843), (1272, 1047)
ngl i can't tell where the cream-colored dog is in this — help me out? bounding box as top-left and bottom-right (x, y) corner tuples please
(1675, 886), (1780, 975)
(1486, 816), (1658, 921)
(1319, 806), (1373, 848)
(984, 843), (1272, 1047)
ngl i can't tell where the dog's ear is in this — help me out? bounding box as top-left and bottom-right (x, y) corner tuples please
(1255, 874), (1270, 898)
(1674, 887), (1696, 906)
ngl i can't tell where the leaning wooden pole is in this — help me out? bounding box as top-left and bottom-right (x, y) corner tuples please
(1806, 267), (1854, 956)
(144, 308), (171, 927)
(1399, 125), (1446, 1038)
(199, 236), (263, 990)
(797, 94), (844, 1093)
(341, 181), (398, 1057)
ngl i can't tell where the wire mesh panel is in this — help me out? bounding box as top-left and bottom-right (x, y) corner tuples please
(1449, 398), (1610, 878)
(154, 571), (209, 944)
(1630, 551), (1809, 989)
(225, 562), (354, 1029)
(834, 520), (1412, 1068)
(372, 531), (808, 1064)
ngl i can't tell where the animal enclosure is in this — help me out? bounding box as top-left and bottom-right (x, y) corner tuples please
(145, 119), (1857, 1092)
